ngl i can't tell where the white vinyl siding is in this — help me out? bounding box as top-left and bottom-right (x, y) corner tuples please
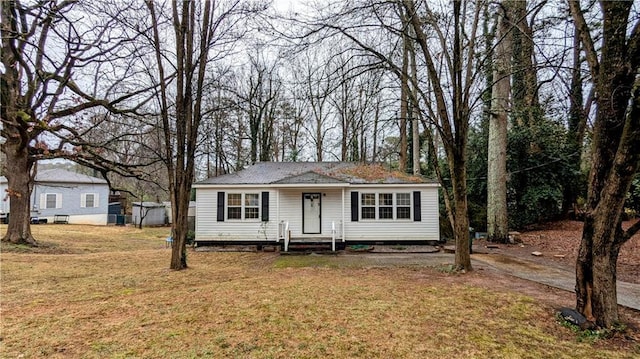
(346, 187), (440, 242)
(81, 193), (99, 208)
(40, 193), (62, 209)
(195, 188), (277, 241)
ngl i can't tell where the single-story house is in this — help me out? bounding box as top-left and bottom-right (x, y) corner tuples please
(132, 202), (166, 227)
(193, 162), (440, 250)
(0, 168), (109, 225)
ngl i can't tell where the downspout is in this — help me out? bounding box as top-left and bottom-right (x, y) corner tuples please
(276, 189), (280, 241)
(342, 187), (346, 241)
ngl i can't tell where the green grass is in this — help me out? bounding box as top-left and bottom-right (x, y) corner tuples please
(1, 224), (637, 358)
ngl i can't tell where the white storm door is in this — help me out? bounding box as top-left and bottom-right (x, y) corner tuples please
(302, 193), (321, 234)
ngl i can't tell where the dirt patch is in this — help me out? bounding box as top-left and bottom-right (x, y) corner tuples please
(473, 220), (640, 284)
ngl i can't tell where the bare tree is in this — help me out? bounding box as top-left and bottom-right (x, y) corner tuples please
(145, 0), (262, 269)
(1, 0), (153, 245)
(295, 49), (335, 161)
(404, 0), (482, 271)
(292, 0), (483, 270)
(569, 0), (640, 328)
(239, 53), (282, 164)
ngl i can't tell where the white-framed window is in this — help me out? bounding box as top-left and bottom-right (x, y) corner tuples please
(81, 193), (99, 208)
(360, 192), (411, 220)
(396, 193), (411, 219)
(378, 193), (393, 219)
(227, 193), (260, 220)
(40, 193), (62, 209)
(361, 193), (376, 219)
(244, 193), (259, 219)
(227, 193), (242, 219)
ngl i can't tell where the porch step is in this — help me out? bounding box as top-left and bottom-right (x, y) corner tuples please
(289, 237), (334, 243)
(287, 243), (332, 251)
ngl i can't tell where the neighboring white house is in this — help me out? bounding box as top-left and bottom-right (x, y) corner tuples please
(163, 201), (196, 230)
(193, 162), (440, 250)
(0, 168), (110, 225)
(132, 202), (166, 227)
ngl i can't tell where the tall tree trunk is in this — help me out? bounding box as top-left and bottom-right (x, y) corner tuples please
(411, 114), (420, 175)
(399, 24), (409, 172)
(570, 0), (640, 328)
(452, 157), (471, 270)
(511, 0), (540, 127)
(1, 1), (36, 245)
(409, 27), (420, 176)
(487, 1), (511, 243)
(563, 24), (587, 216)
(0, 145), (37, 245)
(405, 0), (476, 271)
(147, 0), (222, 270)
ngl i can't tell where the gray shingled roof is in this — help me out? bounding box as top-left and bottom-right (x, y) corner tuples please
(196, 162), (431, 185)
(132, 201), (165, 208)
(0, 168), (107, 184)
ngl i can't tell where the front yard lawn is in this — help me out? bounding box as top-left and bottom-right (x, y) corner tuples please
(1, 224), (637, 358)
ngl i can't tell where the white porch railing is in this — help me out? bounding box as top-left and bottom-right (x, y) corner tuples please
(279, 221), (290, 251)
(331, 220), (344, 251)
(279, 220), (343, 252)
(331, 221), (336, 251)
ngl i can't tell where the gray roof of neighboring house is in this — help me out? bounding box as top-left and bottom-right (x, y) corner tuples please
(162, 201), (196, 208)
(132, 202), (165, 208)
(195, 162), (433, 185)
(0, 168), (107, 185)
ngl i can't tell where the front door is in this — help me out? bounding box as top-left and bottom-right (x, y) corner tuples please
(302, 193), (321, 234)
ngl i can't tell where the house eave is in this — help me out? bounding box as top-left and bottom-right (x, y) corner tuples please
(193, 182), (440, 189)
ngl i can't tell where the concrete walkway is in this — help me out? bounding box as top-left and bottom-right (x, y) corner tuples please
(470, 252), (640, 311)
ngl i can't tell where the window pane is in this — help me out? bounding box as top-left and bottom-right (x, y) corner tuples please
(85, 194), (95, 208)
(396, 193), (411, 206)
(379, 206), (393, 219)
(228, 194), (241, 206)
(379, 193), (393, 206)
(46, 194), (57, 209)
(361, 193), (375, 206)
(397, 206), (411, 219)
(361, 207), (375, 219)
(227, 207), (241, 219)
(245, 207), (259, 219)
(245, 193), (259, 206)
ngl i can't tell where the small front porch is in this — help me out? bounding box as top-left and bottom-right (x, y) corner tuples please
(278, 220), (344, 252)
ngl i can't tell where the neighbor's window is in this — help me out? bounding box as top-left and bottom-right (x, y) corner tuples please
(45, 193), (58, 209)
(227, 193), (259, 220)
(81, 193), (98, 208)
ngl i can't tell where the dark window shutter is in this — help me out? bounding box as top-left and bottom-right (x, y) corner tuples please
(351, 191), (359, 222)
(217, 192), (225, 222)
(261, 192), (269, 222)
(413, 191), (421, 222)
